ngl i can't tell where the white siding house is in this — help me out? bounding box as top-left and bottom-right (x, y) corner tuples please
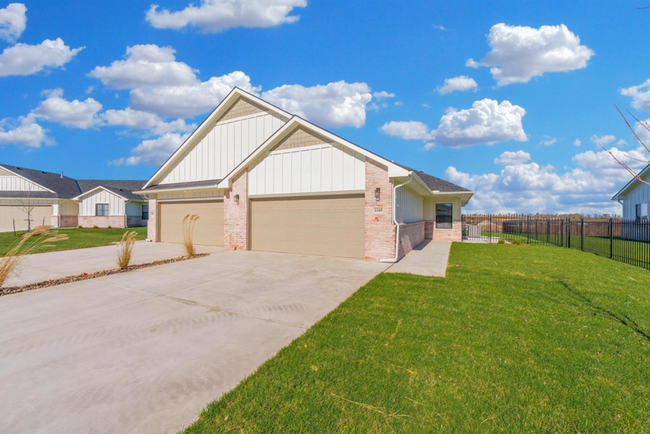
(136, 88), (474, 260)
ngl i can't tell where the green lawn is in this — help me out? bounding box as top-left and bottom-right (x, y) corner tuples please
(0, 227), (147, 256)
(185, 243), (650, 433)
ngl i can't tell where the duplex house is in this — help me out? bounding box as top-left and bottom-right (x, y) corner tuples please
(0, 164), (147, 231)
(136, 88), (473, 261)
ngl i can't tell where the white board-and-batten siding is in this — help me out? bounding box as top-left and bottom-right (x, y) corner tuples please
(79, 190), (125, 216)
(0, 175), (48, 192)
(248, 143), (366, 196)
(396, 186), (424, 223)
(620, 181), (650, 220)
(160, 113), (286, 185)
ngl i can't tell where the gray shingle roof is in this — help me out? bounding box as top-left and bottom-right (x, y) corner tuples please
(0, 164), (82, 199)
(0, 164), (147, 200)
(77, 180), (147, 201)
(396, 164), (471, 193)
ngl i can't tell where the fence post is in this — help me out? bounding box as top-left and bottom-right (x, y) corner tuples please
(567, 218), (571, 249)
(489, 214), (492, 243)
(527, 215), (530, 244)
(560, 219), (564, 247)
(609, 218), (613, 259)
(547, 220), (549, 244)
(581, 217), (584, 251)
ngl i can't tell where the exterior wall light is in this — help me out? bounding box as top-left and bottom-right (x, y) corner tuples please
(234, 194), (240, 205)
(375, 188), (380, 202)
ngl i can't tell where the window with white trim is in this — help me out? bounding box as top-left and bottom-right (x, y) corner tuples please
(96, 203), (109, 216)
(436, 203), (453, 229)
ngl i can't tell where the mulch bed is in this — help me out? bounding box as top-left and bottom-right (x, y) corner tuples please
(0, 253), (210, 297)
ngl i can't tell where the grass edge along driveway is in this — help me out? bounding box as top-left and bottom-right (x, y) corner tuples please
(185, 243), (650, 433)
(0, 227), (147, 256)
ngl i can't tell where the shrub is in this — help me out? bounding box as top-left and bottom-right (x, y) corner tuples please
(93, 225), (99, 229)
(107, 225), (112, 229)
(182, 214), (200, 257)
(0, 226), (67, 288)
(497, 238), (505, 244)
(77, 225), (82, 229)
(116, 231), (137, 270)
(511, 237), (522, 245)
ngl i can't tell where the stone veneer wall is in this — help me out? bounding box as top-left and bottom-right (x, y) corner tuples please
(365, 158), (395, 260)
(425, 221), (434, 239)
(79, 216), (126, 228)
(147, 195), (158, 241)
(397, 221), (425, 259)
(224, 170), (248, 250)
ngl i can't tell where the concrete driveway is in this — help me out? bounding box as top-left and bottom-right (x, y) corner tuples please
(0, 249), (388, 433)
(6, 241), (222, 287)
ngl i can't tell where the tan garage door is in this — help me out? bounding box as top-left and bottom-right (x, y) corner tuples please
(159, 200), (223, 246)
(250, 195), (365, 259)
(0, 205), (52, 230)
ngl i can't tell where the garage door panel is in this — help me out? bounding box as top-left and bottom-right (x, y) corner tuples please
(159, 201), (223, 246)
(251, 196), (365, 259)
(0, 205), (52, 230)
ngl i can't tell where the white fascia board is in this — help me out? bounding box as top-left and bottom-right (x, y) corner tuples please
(142, 88), (291, 190)
(217, 116), (409, 189)
(134, 185), (223, 195)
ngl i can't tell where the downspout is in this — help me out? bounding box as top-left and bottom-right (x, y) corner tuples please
(379, 174), (414, 263)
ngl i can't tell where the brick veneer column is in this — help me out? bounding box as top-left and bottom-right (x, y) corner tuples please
(365, 158), (395, 260)
(147, 194), (158, 242)
(224, 170), (248, 250)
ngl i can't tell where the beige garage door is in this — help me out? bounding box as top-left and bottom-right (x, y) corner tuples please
(159, 200), (223, 246)
(250, 195), (365, 259)
(0, 205), (52, 230)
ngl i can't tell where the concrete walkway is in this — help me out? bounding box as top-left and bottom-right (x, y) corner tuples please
(385, 239), (452, 277)
(0, 250), (388, 434)
(6, 241), (223, 287)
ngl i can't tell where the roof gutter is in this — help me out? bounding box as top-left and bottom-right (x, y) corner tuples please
(379, 173), (414, 263)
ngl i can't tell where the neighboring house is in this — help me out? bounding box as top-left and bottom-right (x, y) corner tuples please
(136, 88), (473, 261)
(612, 165), (650, 222)
(0, 164), (147, 230)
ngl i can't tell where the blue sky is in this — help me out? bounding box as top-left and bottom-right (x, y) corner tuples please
(1, 0), (648, 215)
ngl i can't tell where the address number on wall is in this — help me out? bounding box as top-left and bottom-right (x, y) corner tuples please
(373, 206), (384, 214)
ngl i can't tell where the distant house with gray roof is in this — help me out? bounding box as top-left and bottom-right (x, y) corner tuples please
(0, 164), (147, 230)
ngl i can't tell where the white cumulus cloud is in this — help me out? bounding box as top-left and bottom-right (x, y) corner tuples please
(0, 3), (26, 42)
(381, 121), (431, 141)
(32, 89), (102, 129)
(436, 75), (478, 94)
(0, 114), (48, 148)
(494, 150), (530, 165)
(574, 138), (582, 147)
(590, 134), (616, 146)
(112, 132), (187, 166)
(373, 90), (395, 99)
(0, 38), (83, 77)
(468, 23), (594, 86)
(381, 99), (527, 149)
(146, 0), (306, 33)
(262, 81), (373, 128)
(89, 45), (197, 89)
(101, 108), (196, 135)
(620, 79), (650, 112)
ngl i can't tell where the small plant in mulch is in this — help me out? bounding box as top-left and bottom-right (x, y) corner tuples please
(93, 225), (99, 229)
(182, 214), (200, 257)
(0, 253), (209, 297)
(116, 231), (137, 270)
(498, 238), (506, 244)
(0, 226), (68, 288)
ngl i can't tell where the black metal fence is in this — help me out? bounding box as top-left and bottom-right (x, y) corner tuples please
(462, 214), (650, 270)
